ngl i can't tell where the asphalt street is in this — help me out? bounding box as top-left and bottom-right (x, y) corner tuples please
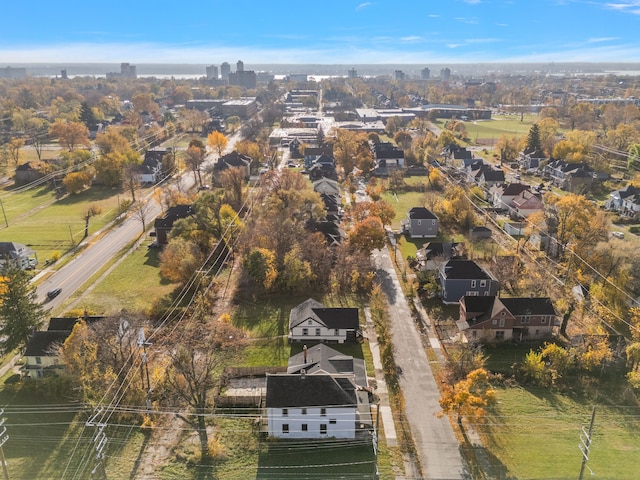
(372, 247), (470, 480)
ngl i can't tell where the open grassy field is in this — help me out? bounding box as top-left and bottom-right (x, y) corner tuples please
(0, 379), (147, 480)
(1, 184), (123, 264)
(67, 237), (180, 315)
(476, 386), (640, 479)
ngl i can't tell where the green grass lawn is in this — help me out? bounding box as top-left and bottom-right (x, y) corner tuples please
(67, 238), (180, 315)
(1, 185), (123, 264)
(380, 189), (425, 230)
(477, 386), (640, 479)
(0, 378), (148, 480)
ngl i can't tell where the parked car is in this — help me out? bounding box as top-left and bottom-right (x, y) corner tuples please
(612, 231), (625, 239)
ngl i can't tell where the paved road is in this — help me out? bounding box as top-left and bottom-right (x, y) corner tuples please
(372, 247), (469, 480)
(35, 132), (243, 312)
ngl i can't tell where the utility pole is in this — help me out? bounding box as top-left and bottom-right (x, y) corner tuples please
(578, 406), (596, 480)
(137, 328), (153, 411)
(0, 409), (10, 480)
(86, 409), (108, 480)
(0, 200), (7, 227)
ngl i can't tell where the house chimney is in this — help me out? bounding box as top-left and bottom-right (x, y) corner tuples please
(303, 344), (307, 363)
(301, 369), (306, 379)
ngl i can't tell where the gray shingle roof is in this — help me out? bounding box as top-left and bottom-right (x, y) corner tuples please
(265, 374), (357, 408)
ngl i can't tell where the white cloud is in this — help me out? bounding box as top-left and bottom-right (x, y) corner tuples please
(356, 2), (372, 10)
(605, 1), (640, 14)
(400, 36), (423, 43)
(587, 37), (619, 43)
(455, 17), (479, 24)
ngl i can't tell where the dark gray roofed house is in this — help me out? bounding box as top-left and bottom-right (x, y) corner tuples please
(153, 205), (192, 245)
(401, 207), (438, 238)
(265, 373), (363, 439)
(457, 296), (558, 342)
(213, 151), (252, 180)
(289, 298), (360, 343)
(22, 316), (105, 379)
(287, 343), (368, 387)
(0, 242), (38, 270)
(438, 260), (499, 304)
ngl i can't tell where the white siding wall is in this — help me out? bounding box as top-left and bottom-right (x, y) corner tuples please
(267, 406), (356, 439)
(289, 325), (349, 343)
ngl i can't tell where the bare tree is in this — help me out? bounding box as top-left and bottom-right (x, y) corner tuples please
(163, 313), (245, 464)
(84, 204), (102, 239)
(133, 200), (152, 234)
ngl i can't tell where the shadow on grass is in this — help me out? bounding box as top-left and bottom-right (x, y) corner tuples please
(129, 431), (153, 480)
(256, 440), (376, 480)
(144, 247), (163, 270)
(56, 185), (122, 205)
(460, 441), (516, 480)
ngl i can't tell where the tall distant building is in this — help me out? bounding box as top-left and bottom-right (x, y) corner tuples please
(236, 60), (244, 72)
(121, 63), (137, 79)
(106, 63), (136, 79)
(393, 70), (405, 81)
(206, 65), (219, 79)
(60, 69), (68, 80)
(221, 62), (231, 81)
(421, 67), (430, 80)
(348, 68), (358, 78)
(440, 67), (451, 81)
(228, 70), (257, 89)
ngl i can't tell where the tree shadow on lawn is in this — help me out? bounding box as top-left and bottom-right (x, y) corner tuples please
(460, 441), (516, 480)
(56, 185), (122, 205)
(0, 382), (88, 479)
(256, 441), (376, 480)
(144, 247), (162, 269)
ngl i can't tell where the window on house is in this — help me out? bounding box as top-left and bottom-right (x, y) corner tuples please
(321, 408), (326, 416)
(302, 328), (308, 336)
(480, 280), (487, 287)
(417, 220), (422, 225)
(282, 408), (288, 417)
(466, 291), (479, 296)
(472, 331), (477, 338)
(499, 319), (505, 327)
(492, 319), (497, 325)
(500, 311), (505, 316)
(495, 331), (505, 340)
(471, 280), (476, 288)
(541, 317), (547, 324)
(320, 424), (327, 435)
(308, 320), (312, 325)
(35, 357), (42, 365)
(334, 329), (339, 336)
(329, 419), (337, 424)
(301, 424), (308, 432)
(301, 408), (307, 415)
(315, 328), (321, 336)
(282, 424), (289, 434)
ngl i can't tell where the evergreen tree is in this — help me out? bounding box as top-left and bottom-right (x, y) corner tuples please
(526, 123), (542, 152)
(0, 265), (46, 354)
(79, 101), (98, 130)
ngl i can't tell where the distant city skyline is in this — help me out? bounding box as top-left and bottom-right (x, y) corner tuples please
(1, 1), (640, 65)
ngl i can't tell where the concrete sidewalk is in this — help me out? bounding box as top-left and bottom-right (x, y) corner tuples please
(364, 307), (397, 448)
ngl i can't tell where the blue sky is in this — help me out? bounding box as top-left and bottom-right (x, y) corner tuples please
(1, 0), (640, 64)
